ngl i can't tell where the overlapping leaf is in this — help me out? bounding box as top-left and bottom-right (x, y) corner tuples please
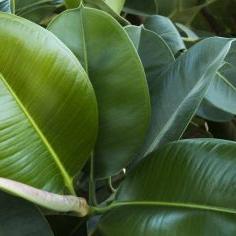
(15, 0), (63, 23)
(0, 191), (53, 235)
(205, 43), (236, 115)
(127, 35), (234, 156)
(95, 139), (236, 235)
(48, 6), (151, 178)
(0, 13), (98, 194)
(144, 15), (186, 55)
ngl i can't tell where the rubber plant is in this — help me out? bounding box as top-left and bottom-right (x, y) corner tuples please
(0, 0), (236, 235)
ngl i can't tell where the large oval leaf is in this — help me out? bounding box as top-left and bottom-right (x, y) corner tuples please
(132, 37), (234, 157)
(205, 43), (236, 115)
(0, 13), (98, 194)
(0, 191), (53, 235)
(94, 139), (236, 235)
(48, 6), (151, 178)
(125, 25), (174, 162)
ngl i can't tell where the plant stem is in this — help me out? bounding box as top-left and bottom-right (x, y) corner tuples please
(108, 177), (116, 193)
(89, 153), (97, 206)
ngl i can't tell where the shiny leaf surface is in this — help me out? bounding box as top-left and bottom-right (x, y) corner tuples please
(0, 13), (98, 194)
(144, 15), (186, 55)
(205, 43), (236, 115)
(136, 37), (233, 156)
(48, 6), (151, 178)
(95, 139), (236, 235)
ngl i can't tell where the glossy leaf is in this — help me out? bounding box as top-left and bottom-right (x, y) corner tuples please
(125, 25), (174, 161)
(205, 43), (236, 115)
(15, 0), (63, 23)
(48, 6), (151, 178)
(0, 13), (98, 194)
(198, 99), (234, 122)
(84, 0), (129, 25)
(103, 0), (125, 14)
(0, 191), (53, 235)
(144, 15), (186, 55)
(95, 139), (236, 235)
(134, 37), (233, 156)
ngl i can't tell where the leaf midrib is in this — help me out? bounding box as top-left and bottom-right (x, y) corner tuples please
(144, 40), (233, 156)
(0, 75), (74, 194)
(107, 201), (236, 215)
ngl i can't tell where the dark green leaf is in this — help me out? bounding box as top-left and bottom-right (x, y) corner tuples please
(132, 37), (233, 156)
(95, 139), (236, 235)
(0, 191), (53, 236)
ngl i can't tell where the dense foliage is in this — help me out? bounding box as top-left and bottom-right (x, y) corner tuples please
(0, 0), (236, 235)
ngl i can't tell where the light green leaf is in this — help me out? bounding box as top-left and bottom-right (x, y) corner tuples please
(103, 0), (125, 14)
(0, 191), (53, 235)
(48, 6), (151, 178)
(94, 139), (236, 235)
(144, 15), (186, 55)
(84, 0), (129, 25)
(0, 13), (98, 194)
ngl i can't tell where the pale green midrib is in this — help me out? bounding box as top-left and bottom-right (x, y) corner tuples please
(94, 201), (236, 215)
(144, 41), (233, 156)
(0, 75), (75, 194)
(217, 71), (236, 92)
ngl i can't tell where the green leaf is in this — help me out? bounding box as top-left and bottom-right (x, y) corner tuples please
(48, 6), (151, 179)
(0, 178), (89, 216)
(0, 13), (98, 194)
(124, 0), (157, 15)
(144, 15), (186, 55)
(84, 0), (129, 25)
(205, 43), (236, 115)
(94, 139), (236, 235)
(15, 0), (63, 23)
(198, 99), (234, 122)
(103, 0), (125, 14)
(125, 25), (174, 161)
(0, 191), (53, 235)
(134, 37), (234, 157)
(0, 0), (12, 12)
(124, 0), (218, 22)
(64, 0), (80, 8)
